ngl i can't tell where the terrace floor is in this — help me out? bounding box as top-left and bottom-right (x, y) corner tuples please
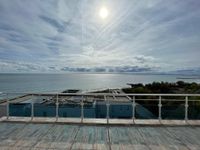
(1, 121), (200, 149)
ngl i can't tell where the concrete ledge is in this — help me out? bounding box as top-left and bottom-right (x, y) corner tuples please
(109, 119), (133, 124)
(187, 120), (200, 125)
(83, 118), (107, 124)
(1, 116), (200, 126)
(161, 120), (187, 125)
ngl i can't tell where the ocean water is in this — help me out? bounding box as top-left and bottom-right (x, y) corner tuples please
(0, 73), (200, 93)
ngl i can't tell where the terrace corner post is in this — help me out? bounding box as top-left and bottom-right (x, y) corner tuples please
(31, 94), (34, 121)
(56, 94), (59, 121)
(185, 96), (189, 122)
(6, 93), (9, 119)
(105, 95), (109, 124)
(132, 96), (135, 124)
(158, 96), (162, 121)
(81, 95), (84, 123)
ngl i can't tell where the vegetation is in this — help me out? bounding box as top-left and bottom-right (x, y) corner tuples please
(92, 81), (200, 118)
(123, 81), (200, 94)
(123, 81), (200, 118)
(123, 81), (200, 112)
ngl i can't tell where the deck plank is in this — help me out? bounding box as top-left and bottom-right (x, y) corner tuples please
(1, 122), (200, 150)
(71, 126), (109, 150)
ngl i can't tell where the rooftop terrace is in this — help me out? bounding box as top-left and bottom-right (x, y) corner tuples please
(1, 92), (200, 149)
(0, 122), (200, 150)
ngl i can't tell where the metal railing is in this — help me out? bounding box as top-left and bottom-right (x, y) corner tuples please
(1, 92), (200, 123)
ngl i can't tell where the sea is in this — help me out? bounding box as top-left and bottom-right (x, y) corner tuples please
(0, 73), (200, 93)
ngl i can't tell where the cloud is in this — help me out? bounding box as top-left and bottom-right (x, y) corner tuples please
(39, 15), (66, 32)
(60, 66), (153, 73)
(169, 67), (200, 75)
(0, 0), (200, 73)
(0, 60), (42, 72)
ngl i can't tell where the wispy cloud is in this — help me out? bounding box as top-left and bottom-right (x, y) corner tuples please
(0, 0), (200, 73)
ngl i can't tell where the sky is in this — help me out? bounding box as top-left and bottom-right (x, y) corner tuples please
(0, 0), (200, 74)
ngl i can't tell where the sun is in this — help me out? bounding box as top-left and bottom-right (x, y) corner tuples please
(99, 7), (108, 19)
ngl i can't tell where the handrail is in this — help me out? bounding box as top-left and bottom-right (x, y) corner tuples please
(2, 92), (200, 124)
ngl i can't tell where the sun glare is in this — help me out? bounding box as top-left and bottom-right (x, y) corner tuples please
(99, 7), (108, 19)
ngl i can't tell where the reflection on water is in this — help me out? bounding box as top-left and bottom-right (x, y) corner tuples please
(0, 73), (200, 93)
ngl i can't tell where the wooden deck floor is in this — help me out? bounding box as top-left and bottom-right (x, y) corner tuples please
(1, 122), (200, 150)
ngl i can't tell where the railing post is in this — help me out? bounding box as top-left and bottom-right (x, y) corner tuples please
(31, 94), (34, 121)
(132, 96), (135, 124)
(56, 94), (59, 121)
(81, 96), (84, 123)
(158, 96), (162, 121)
(6, 93), (9, 120)
(185, 96), (188, 122)
(105, 95), (109, 124)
